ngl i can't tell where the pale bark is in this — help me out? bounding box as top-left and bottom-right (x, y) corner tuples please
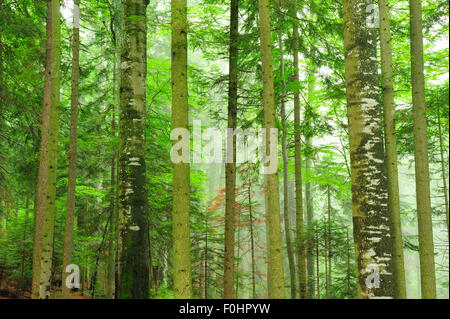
(343, 0), (394, 298)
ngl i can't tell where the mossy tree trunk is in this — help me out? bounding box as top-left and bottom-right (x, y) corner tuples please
(343, 0), (394, 299)
(171, 0), (192, 299)
(117, 0), (150, 299)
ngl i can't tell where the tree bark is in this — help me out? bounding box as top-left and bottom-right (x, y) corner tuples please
(257, 0), (285, 299)
(409, 0), (436, 299)
(277, 27), (296, 300)
(379, 0), (407, 299)
(291, 5), (307, 299)
(117, 0), (150, 299)
(171, 0), (192, 299)
(62, 0), (80, 299)
(343, 0), (394, 298)
(31, 0), (52, 299)
(223, 0), (239, 299)
(38, 0), (61, 299)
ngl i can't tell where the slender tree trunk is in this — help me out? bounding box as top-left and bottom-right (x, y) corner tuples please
(379, 0), (407, 299)
(346, 227), (351, 299)
(224, 0), (239, 299)
(62, 0), (80, 299)
(248, 182), (256, 299)
(257, 0), (285, 299)
(409, 0), (436, 299)
(117, 0), (150, 299)
(437, 103), (449, 240)
(315, 235), (319, 299)
(21, 198), (30, 297)
(305, 75), (315, 299)
(106, 61), (117, 299)
(204, 216), (208, 299)
(327, 185), (332, 298)
(38, 0), (61, 299)
(277, 28), (296, 300)
(291, 5), (307, 299)
(171, 0), (192, 299)
(324, 231), (328, 299)
(31, 0), (52, 299)
(343, 0), (394, 299)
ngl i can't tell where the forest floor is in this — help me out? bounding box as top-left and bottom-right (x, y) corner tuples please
(0, 279), (92, 299)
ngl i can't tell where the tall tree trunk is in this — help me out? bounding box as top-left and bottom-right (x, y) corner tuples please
(21, 198), (30, 297)
(62, 0), (80, 299)
(171, 0), (192, 299)
(437, 103), (449, 240)
(343, 0), (394, 298)
(379, 0), (407, 299)
(117, 0), (150, 299)
(223, 0), (239, 299)
(305, 74), (315, 299)
(277, 28), (296, 300)
(257, 0), (285, 299)
(291, 5), (307, 299)
(327, 185), (332, 298)
(315, 234), (319, 299)
(248, 181), (256, 299)
(346, 227), (351, 299)
(38, 0), (61, 299)
(31, 0), (52, 299)
(409, 0), (436, 299)
(106, 60), (117, 299)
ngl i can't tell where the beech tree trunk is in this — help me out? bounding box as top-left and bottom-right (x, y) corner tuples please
(343, 0), (394, 298)
(117, 0), (150, 299)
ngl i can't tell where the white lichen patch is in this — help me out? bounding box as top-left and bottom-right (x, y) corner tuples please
(129, 225), (140, 231)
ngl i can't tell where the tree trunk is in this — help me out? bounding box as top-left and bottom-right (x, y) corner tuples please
(277, 27), (297, 300)
(291, 5), (307, 299)
(62, 0), (80, 299)
(305, 75), (315, 299)
(409, 0), (436, 299)
(224, 0), (239, 299)
(437, 103), (449, 240)
(343, 0), (394, 298)
(248, 182), (256, 299)
(171, 0), (192, 299)
(31, 0), (52, 299)
(257, 0), (285, 299)
(117, 0), (150, 299)
(38, 0), (61, 299)
(379, 0), (407, 299)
